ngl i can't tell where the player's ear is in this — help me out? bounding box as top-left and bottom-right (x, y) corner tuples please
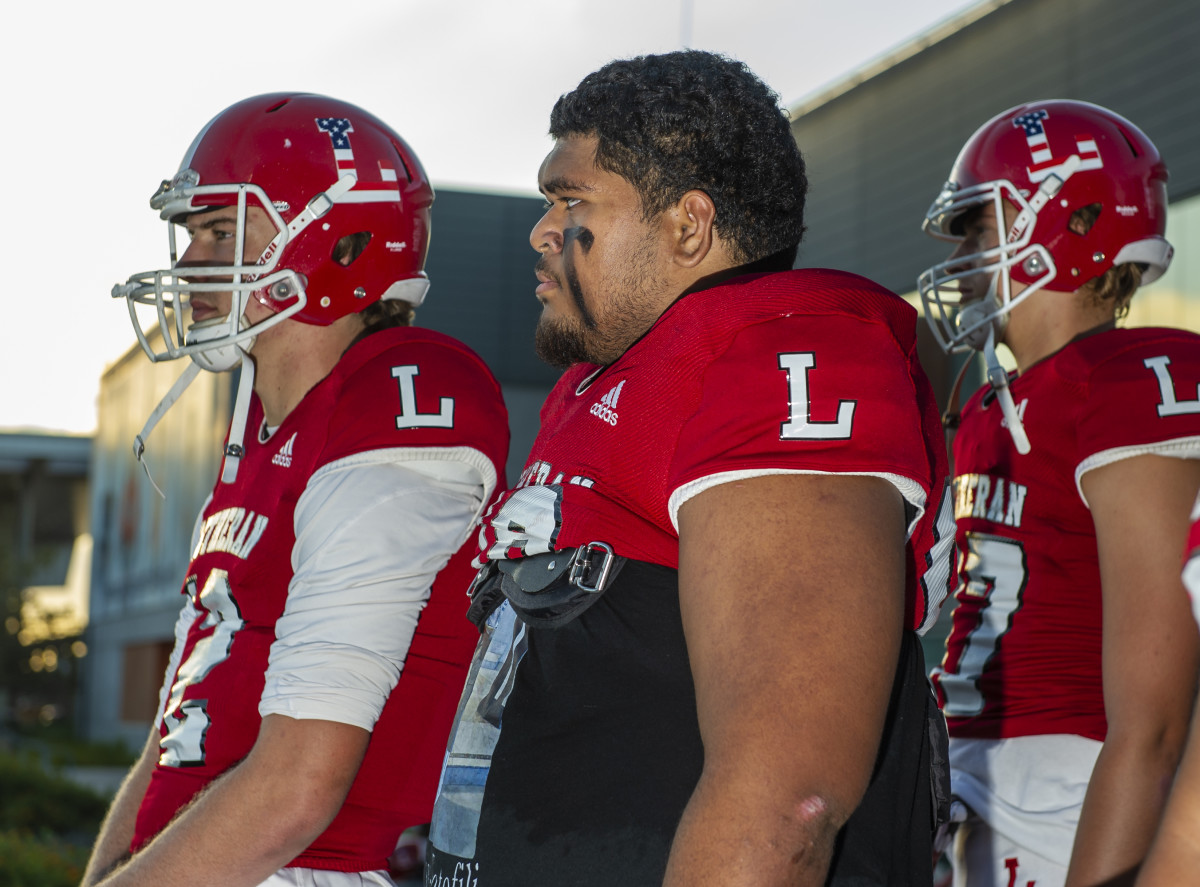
(670, 190), (717, 268)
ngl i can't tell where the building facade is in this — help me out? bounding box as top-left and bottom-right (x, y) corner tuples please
(0, 432), (91, 728)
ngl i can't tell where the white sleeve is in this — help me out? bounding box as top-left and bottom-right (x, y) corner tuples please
(258, 449), (491, 730)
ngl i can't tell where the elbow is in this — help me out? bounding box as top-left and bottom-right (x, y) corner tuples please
(251, 777), (347, 861)
(235, 751), (357, 857)
(761, 790), (852, 878)
(289, 783), (348, 841)
(277, 764), (355, 843)
(1105, 711), (1193, 778)
(788, 793), (847, 856)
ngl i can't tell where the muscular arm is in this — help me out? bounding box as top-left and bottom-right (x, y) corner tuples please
(93, 714), (368, 887)
(80, 731), (158, 887)
(1067, 455), (1200, 886)
(665, 473), (907, 886)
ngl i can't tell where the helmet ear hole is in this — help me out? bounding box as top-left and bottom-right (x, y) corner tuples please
(333, 231), (372, 267)
(1068, 203), (1101, 237)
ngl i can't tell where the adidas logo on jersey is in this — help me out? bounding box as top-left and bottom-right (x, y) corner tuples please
(272, 432), (297, 468)
(590, 380), (625, 426)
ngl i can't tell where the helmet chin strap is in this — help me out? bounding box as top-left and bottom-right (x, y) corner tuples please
(982, 326), (1031, 455)
(186, 309), (258, 372)
(953, 272), (1030, 454)
(133, 361), (203, 499)
(132, 335), (256, 497)
(220, 356), (255, 485)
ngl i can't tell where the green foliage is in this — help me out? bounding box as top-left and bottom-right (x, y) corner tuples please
(0, 830), (89, 887)
(16, 723), (135, 768)
(0, 748), (108, 885)
(0, 749), (108, 834)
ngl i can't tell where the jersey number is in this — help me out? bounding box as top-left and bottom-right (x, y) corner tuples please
(160, 570), (245, 767)
(778, 352), (856, 440)
(393, 365), (455, 428)
(938, 533), (1028, 717)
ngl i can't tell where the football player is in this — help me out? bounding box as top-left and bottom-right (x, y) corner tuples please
(920, 100), (1200, 886)
(424, 50), (956, 886)
(82, 94), (508, 887)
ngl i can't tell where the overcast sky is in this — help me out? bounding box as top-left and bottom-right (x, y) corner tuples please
(1, 0), (980, 434)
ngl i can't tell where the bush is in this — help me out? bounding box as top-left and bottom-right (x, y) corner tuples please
(0, 749), (108, 835)
(12, 722), (136, 768)
(0, 748), (108, 885)
(0, 830), (90, 887)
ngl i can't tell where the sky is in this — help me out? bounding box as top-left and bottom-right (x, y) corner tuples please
(1, 0), (981, 435)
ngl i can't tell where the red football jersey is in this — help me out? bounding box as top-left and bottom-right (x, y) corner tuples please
(132, 327), (508, 871)
(477, 269), (954, 633)
(933, 327), (1200, 741)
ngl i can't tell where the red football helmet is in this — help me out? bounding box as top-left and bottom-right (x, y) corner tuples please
(918, 99), (1172, 353)
(114, 92), (434, 370)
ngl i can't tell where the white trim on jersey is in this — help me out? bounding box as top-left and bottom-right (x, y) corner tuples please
(667, 468), (927, 535)
(1074, 435), (1200, 507)
(948, 733), (1102, 868)
(258, 448), (494, 731)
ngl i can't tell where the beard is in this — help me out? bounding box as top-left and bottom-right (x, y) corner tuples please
(532, 228), (668, 369)
(534, 312), (594, 369)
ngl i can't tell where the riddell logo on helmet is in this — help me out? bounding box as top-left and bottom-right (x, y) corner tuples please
(386, 241), (408, 252)
(590, 381), (625, 426)
(1116, 205), (1140, 216)
(259, 240), (281, 266)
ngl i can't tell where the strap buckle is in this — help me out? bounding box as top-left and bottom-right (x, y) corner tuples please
(568, 542), (616, 593)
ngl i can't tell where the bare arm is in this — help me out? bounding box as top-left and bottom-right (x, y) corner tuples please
(1136, 702), (1200, 886)
(93, 714), (369, 887)
(664, 473), (907, 886)
(1067, 455), (1200, 887)
(80, 731), (159, 887)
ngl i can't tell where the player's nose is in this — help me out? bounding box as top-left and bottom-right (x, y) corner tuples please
(530, 209), (564, 254)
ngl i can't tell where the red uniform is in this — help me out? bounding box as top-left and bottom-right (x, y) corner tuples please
(478, 268), (955, 629)
(133, 327), (508, 872)
(934, 327), (1200, 741)
(427, 269), (954, 886)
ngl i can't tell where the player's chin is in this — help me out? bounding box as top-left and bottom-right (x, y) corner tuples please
(534, 314), (589, 369)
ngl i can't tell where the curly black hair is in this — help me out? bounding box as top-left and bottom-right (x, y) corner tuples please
(549, 50), (807, 266)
